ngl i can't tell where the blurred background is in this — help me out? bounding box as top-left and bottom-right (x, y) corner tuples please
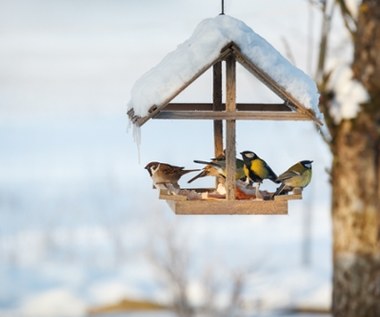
(0, 0), (333, 316)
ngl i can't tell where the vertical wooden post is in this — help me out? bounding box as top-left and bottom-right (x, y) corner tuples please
(225, 55), (236, 200)
(213, 62), (224, 159)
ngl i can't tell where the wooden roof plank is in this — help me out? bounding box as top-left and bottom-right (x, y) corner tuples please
(154, 110), (314, 121)
(163, 103), (293, 112)
(130, 47), (234, 127)
(129, 43), (322, 126)
(231, 45), (322, 125)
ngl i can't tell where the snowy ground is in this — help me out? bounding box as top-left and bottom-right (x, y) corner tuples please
(0, 116), (332, 317)
(93, 312), (330, 317)
(0, 1), (334, 316)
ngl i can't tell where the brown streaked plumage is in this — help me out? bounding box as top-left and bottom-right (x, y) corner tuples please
(144, 161), (199, 193)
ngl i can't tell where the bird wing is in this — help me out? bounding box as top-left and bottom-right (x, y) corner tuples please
(277, 170), (301, 182)
(194, 158), (245, 180)
(194, 160), (224, 168)
(251, 159), (278, 181)
(159, 163), (184, 175)
(264, 161), (278, 181)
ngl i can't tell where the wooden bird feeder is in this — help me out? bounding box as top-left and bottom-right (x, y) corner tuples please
(128, 21), (321, 215)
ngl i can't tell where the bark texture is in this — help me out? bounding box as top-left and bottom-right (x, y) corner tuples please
(331, 1), (380, 316)
(331, 114), (380, 317)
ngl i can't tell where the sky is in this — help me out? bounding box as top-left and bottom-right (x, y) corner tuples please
(0, 0), (331, 194)
(0, 0), (335, 316)
(0, 0), (316, 119)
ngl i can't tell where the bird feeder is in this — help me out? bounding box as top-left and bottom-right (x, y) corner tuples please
(127, 15), (322, 215)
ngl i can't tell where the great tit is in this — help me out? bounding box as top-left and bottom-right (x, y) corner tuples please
(274, 160), (313, 196)
(145, 161), (199, 194)
(240, 150), (279, 199)
(240, 151), (279, 184)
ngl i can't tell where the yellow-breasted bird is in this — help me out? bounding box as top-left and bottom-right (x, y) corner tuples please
(145, 161), (199, 194)
(240, 151), (279, 184)
(274, 160), (313, 196)
(189, 154), (245, 183)
(240, 150), (279, 199)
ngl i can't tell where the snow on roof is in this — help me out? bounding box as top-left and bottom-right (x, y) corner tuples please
(127, 14), (321, 121)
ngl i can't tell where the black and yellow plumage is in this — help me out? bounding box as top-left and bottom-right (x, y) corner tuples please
(275, 160), (313, 195)
(240, 151), (279, 184)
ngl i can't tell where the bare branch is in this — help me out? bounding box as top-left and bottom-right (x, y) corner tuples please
(222, 270), (245, 317)
(315, 1), (336, 82)
(311, 0), (340, 145)
(147, 221), (194, 317)
(335, 0), (358, 37)
(147, 220), (251, 317)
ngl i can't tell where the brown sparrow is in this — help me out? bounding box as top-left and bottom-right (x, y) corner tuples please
(144, 161), (199, 194)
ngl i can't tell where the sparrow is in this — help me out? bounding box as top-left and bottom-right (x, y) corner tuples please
(188, 154), (245, 183)
(144, 161), (199, 194)
(240, 150), (279, 199)
(274, 160), (313, 196)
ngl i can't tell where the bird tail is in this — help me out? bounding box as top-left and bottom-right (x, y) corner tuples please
(274, 183), (286, 196)
(268, 171), (281, 184)
(182, 168), (201, 177)
(188, 170), (208, 183)
(273, 183), (292, 197)
(193, 159), (221, 168)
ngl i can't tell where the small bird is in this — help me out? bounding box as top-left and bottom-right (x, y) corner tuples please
(240, 150), (279, 199)
(240, 151), (279, 184)
(188, 154), (245, 184)
(144, 162), (199, 194)
(187, 162), (222, 183)
(274, 160), (313, 196)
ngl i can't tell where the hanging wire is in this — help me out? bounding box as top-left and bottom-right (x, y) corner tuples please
(220, 0), (225, 15)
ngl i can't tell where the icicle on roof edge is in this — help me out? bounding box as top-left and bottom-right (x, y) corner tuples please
(127, 14), (322, 122)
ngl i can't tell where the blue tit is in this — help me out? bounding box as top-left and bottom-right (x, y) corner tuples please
(274, 160), (313, 196)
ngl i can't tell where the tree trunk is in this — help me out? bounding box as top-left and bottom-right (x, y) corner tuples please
(331, 1), (380, 316)
(331, 113), (380, 317)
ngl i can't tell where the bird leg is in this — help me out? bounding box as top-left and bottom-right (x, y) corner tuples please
(255, 183), (263, 200)
(244, 176), (251, 187)
(293, 187), (302, 195)
(155, 182), (179, 195)
(165, 183), (180, 195)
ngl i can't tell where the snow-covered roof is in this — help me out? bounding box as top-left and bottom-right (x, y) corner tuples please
(127, 14), (321, 125)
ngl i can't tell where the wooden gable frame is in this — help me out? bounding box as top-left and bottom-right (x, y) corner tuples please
(128, 42), (320, 215)
(127, 42), (322, 127)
